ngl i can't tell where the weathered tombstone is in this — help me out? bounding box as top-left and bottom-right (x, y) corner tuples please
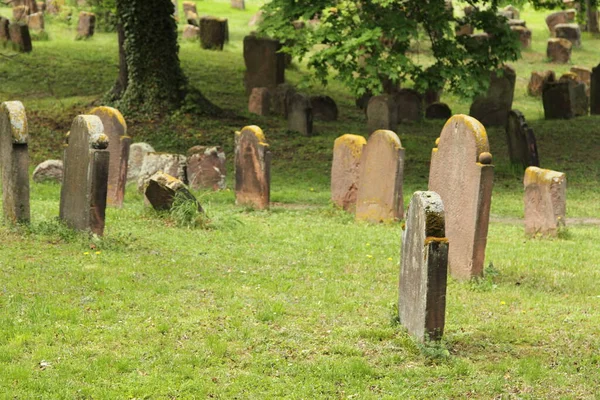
(231, 0), (245, 10)
(524, 167), (566, 237)
(542, 80), (582, 119)
(9, 22), (32, 53)
(12, 5), (29, 22)
(425, 103), (452, 120)
(182, 1), (196, 15)
(428, 115), (494, 279)
(89, 106), (130, 207)
(199, 16), (227, 50)
(366, 95), (398, 133)
(591, 63), (600, 115)
(27, 12), (44, 32)
(511, 26), (532, 48)
(0, 101), (30, 224)
(508, 19), (527, 27)
(186, 11), (198, 26)
(248, 87), (270, 116)
(32, 160), (63, 183)
(144, 172), (201, 212)
(271, 83), (296, 117)
(528, 70), (555, 97)
(37, 1), (45, 12)
(503, 5), (520, 19)
(187, 146), (226, 191)
(555, 23), (581, 47)
(137, 152), (187, 192)
(570, 66), (591, 89)
(182, 24), (199, 40)
(127, 142), (155, 182)
(76, 11), (96, 39)
(26, 0), (38, 13)
(399, 191), (448, 342)
(394, 89), (423, 122)
(310, 95), (338, 121)
(469, 65), (516, 127)
(243, 35), (285, 95)
(559, 73), (588, 116)
(355, 130), (405, 223)
(235, 126), (271, 209)
(59, 115), (109, 235)
(0, 18), (10, 42)
(546, 11), (570, 35)
(287, 93), (313, 136)
(498, 10), (513, 19)
(505, 110), (540, 169)
(330, 134), (366, 212)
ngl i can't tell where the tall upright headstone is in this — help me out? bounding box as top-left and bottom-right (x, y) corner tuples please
(76, 11), (96, 39)
(0, 101), (30, 224)
(399, 191), (448, 342)
(330, 134), (367, 212)
(59, 115), (110, 236)
(366, 95), (398, 133)
(470, 65), (516, 127)
(590, 63), (600, 115)
(355, 130), (405, 223)
(428, 115), (494, 279)
(505, 110), (540, 169)
(235, 126), (271, 209)
(89, 106), (130, 207)
(524, 167), (566, 237)
(9, 22), (32, 53)
(243, 35), (285, 95)
(287, 93), (313, 136)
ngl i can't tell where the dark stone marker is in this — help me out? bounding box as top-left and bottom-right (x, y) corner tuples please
(555, 23), (581, 47)
(89, 106), (130, 207)
(59, 115), (110, 236)
(399, 191), (448, 342)
(470, 65), (516, 127)
(187, 145), (226, 191)
(0, 18), (10, 42)
(287, 93), (313, 136)
(546, 38), (572, 63)
(591, 63), (600, 115)
(199, 16), (227, 50)
(271, 83), (296, 117)
(366, 95), (398, 133)
(243, 35), (285, 95)
(76, 11), (96, 39)
(310, 95), (338, 121)
(425, 103), (452, 120)
(428, 115), (494, 280)
(505, 110), (540, 169)
(9, 22), (32, 53)
(542, 80), (581, 119)
(144, 172), (202, 212)
(235, 126), (271, 209)
(524, 167), (566, 238)
(0, 101), (30, 224)
(330, 134), (366, 212)
(394, 89), (423, 123)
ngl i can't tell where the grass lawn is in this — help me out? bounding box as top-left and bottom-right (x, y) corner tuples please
(0, 1), (599, 398)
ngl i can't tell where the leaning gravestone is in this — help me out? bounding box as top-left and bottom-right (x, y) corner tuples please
(355, 130), (405, 223)
(399, 191), (448, 342)
(90, 106), (131, 207)
(505, 110), (540, 169)
(366, 95), (398, 133)
(428, 115), (494, 279)
(469, 65), (516, 127)
(287, 93), (313, 136)
(76, 11), (96, 39)
(127, 142), (155, 182)
(547, 38), (571, 63)
(235, 126), (271, 209)
(59, 115), (109, 235)
(137, 152), (187, 192)
(9, 22), (32, 53)
(144, 172), (202, 212)
(187, 145), (226, 191)
(310, 95), (338, 121)
(199, 16), (227, 50)
(32, 160), (63, 183)
(243, 35), (285, 95)
(330, 134), (366, 212)
(0, 101), (30, 224)
(394, 89), (423, 123)
(425, 103), (452, 120)
(555, 23), (581, 47)
(524, 167), (566, 237)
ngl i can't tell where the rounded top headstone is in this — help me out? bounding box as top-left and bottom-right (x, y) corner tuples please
(71, 115), (109, 149)
(370, 129), (402, 150)
(238, 125), (268, 146)
(439, 114), (489, 161)
(89, 106), (128, 133)
(1, 101), (28, 144)
(334, 134), (367, 158)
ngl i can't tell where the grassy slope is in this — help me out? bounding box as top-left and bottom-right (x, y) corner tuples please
(0, 1), (599, 398)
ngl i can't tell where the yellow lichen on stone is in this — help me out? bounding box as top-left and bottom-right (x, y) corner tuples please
(442, 114), (489, 159)
(2, 101), (28, 144)
(372, 129), (402, 150)
(424, 236), (449, 245)
(241, 125), (269, 146)
(524, 166), (566, 186)
(334, 134), (366, 159)
(90, 106), (128, 132)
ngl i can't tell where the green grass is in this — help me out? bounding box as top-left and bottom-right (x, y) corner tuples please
(1, 1), (600, 398)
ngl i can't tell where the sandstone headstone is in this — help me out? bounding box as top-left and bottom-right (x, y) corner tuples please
(428, 115), (494, 279)
(505, 110), (540, 169)
(231, 0), (245, 10)
(508, 19), (527, 27)
(425, 103), (452, 120)
(182, 1), (196, 15)
(144, 172), (201, 212)
(187, 146), (226, 191)
(127, 142), (155, 182)
(27, 12), (43, 31)
(503, 5), (520, 19)
(243, 35), (285, 95)
(9, 22), (32, 53)
(37, 1), (45, 12)
(570, 66), (591, 89)
(355, 130), (405, 223)
(591, 63), (600, 115)
(13, 5), (29, 22)
(511, 26), (531, 48)
(199, 16), (227, 50)
(546, 11), (571, 35)
(528, 70), (555, 97)
(524, 167), (566, 237)
(287, 93), (313, 136)
(366, 95), (398, 133)
(394, 89), (423, 123)
(330, 134), (366, 212)
(32, 160), (63, 183)
(235, 126), (271, 209)
(469, 65), (516, 127)
(310, 95), (338, 121)
(76, 11), (95, 39)
(182, 24), (200, 40)
(186, 11), (198, 26)
(399, 191), (448, 342)
(248, 87), (270, 116)
(555, 23), (581, 47)
(137, 152), (187, 192)
(0, 18), (10, 42)
(271, 83), (296, 117)
(0, 101), (30, 224)
(59, 115), (109, 235)
(90, 106), (130, 207)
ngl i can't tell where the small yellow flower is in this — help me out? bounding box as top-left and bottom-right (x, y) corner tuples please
(500, 301), (506, 305)
(95, 251), (101, 255)
(366, 243), (370, 246)
(366, 255), (373, 258)
(83, 252), (89, 255)
(310, 188), (315, 192)
(387, 257), (393, 261)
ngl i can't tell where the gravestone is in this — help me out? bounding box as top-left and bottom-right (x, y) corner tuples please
(0, 18), (10, 42)
(182, 24), (199, 40)
(9, 22), (32, 53)
(505, 110), (540, 169)
(547, 38), (571, 63)
(591, 63), (600, 115)
(511, 26), (531, 48)
(27, 12), (44, 32)
(59, 115), (109, 235)
(394, 89), (423, 122)
(0, 101), (30, 224)
(182, 1), (196, 15)
(555, 23), (581, 47)
(231, 0), (245, 10)
(503, 5), (520, 19)
(399, 191), (448, 342)
(90, 106), (130, 207)
(355, 130), (405, 223)
(137, 152), (187, 192)
(310, 95), (338, 121)
(32, 160), (63, 183)
(76, 11), (95, 39)
(46, 0), (61, 14)
(425, 103), (452, 120)
(546, 11), (571, 35)
(271, 83), (296, 117)
(248, 87), (270, 116)
(469, 65), (516, 127)
(508, 19), (527, 27)
(199, 17), (227, 50)
(524, 167), (566, 237)
(13, 5), (28, 22)
(127, 142), (155, 182)
(187, 146), (227, 191)
(186, 11), (198, 26)
(570, 66), (591, 90)
(366, 95), (398, 133)
(330, 134), (366, 212)
(243, 35), (285, 95)
(287, 93), (313, 136)
(144, 172), (202, 212)
(542, 80), (579, 119)
(559, 73), (588, 116)
(528, 70), (555, 96)
(37, 1), (45, 12)
(235, 126), (271, 209)
(428, 115), (494, 279)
